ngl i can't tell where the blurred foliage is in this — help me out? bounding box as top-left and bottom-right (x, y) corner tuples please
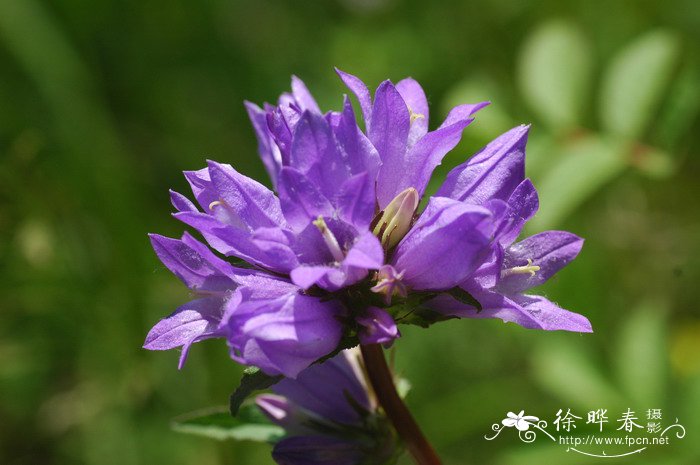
(1, 1), (699, 464)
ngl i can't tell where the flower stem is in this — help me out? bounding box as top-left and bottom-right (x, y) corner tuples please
(360, 344), (442, 465)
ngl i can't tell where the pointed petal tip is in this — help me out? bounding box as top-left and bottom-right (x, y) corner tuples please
(334, 67), (350, 77)
(148, 232), (171, 247)
(177, 349), (189, 369)
(243, 100), (263, 113)
(376, 79), (395, 90)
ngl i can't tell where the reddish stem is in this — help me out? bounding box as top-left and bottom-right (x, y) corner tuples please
(360, 344), (442, 465)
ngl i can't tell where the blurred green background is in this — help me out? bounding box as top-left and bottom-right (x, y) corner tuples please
(1, 0), (699, 464)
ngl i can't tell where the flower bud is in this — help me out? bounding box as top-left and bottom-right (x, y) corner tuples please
(372, 188), (419, 249)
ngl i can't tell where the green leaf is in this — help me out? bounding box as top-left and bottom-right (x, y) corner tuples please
(632, 145), (675, 178)
(518, 20), (593, 131)
(655, 62), (700, 150)
(229, 367), (282, 416)
(532, 336), (626, 411)
(172, 404), (284, 443)
(615, 301), (668, 406)
(526, 135), (627, 231)
(600, 30), (681, 139)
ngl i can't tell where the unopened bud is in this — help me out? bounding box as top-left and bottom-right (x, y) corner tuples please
(372, 188), (419, 249)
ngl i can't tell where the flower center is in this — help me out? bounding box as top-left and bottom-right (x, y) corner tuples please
(501, 258), (540, 278)
(313, 216), (345, 262)
(371, 187), (420, 249)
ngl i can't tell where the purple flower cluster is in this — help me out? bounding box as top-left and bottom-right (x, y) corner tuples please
(257, 349), (401, 465)
(144, 70), (591, 379)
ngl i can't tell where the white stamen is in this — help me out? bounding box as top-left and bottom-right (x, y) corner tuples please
(208, 200), (224, 211)
(407, 105), (425, 124)
(313, 216), (345, 262)
(501, 258), (541, 278)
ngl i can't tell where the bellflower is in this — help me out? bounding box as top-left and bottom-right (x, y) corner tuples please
(145, 69), (591, 381)
(256, 349), (402, 465)
(335, 70), (590, 331)
(428, 127), (593, 331)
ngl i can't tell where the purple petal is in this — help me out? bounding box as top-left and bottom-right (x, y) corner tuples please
(143, 297), (225, 368)
(279, 100), (303, 133)
(398, 117), (475, 200)
(396, 77), (429, 147)
(356, 307), (400, 345)
(149, 233), (235, 292)
(277, 167), (334, 230)
(290, 218), (355, 266)
(290, 266), (334, 290)
(291, 75), (321, 113)
(438, 102), (490, 129)
(498, 231), (584, 294)
(174, 211), (298, 273)
(371, 81), (411, 208)
(514, 295), (592, 332)
(255, 394), (311, 433)
(244, 101), (283, 185)
(462, 244), (504, 290)
(290, 263), (364, 293)
(255, 394), (293, 424)
(227, 293), (344, 378)
(430, 286), (592, 332)
(266, 105), (293, 164)
(497, 179), (539, 246)
(231, 271), (299, 300)
(335, 68), (372, 128)
(290, 112), (351, 200)
(290, 232), (382, 292)
(392, 197), (494, 290)
(337, 172), (376, 229)
(207, 161), (285, 229)
(343, 231), (384, 270)
(272, 436), (365, 465)
(436, 125), (529, 204)
(334, 97), (381, 181)
(183, 168), (218, 212)
(273, 350), (372, 425)
(169, 189), (198, 213)
(250, 227), (301, 269)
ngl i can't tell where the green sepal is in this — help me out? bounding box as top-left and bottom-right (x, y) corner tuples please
(172, 403), (285, 443)
(396, 306), (458, 328)
(388, 287), (481, 328)
(445, 287), (482, 312)
(229, 367), (282, 416)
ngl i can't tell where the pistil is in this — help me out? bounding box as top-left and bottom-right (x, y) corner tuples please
(313, 216), (345, 262)
(501, 258), (540, 278)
